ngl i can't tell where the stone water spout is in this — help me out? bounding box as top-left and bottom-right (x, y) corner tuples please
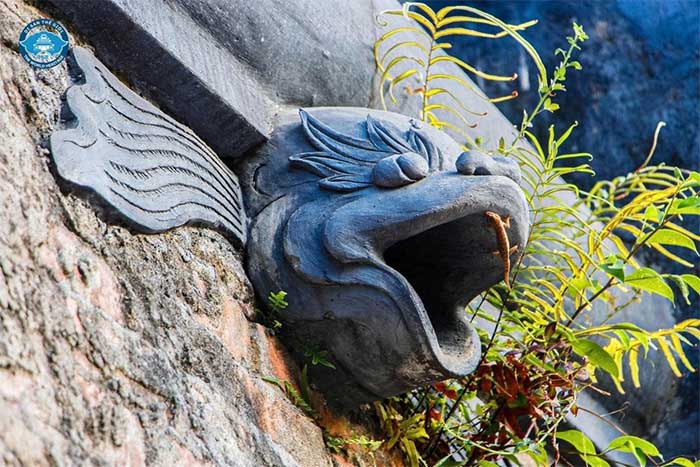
(51, 48), (530, 407)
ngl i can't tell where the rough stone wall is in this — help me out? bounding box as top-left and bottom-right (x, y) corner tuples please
(0, 2), (393, 466)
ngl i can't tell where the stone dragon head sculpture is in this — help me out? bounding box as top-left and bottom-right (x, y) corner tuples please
(51, 48), (529, 408)
(239, 108), (528, 406)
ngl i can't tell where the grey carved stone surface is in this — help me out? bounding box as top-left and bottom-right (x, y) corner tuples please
(44, 0), (520, 156)
(50, 47), (246, 247)
(50, 48), (530, 408)
(239, 108), (529, 407)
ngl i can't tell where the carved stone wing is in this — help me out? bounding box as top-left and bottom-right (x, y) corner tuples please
(50, 47), (246, 246)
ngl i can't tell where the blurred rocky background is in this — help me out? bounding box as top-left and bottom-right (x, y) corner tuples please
(428, 0), (699, 457)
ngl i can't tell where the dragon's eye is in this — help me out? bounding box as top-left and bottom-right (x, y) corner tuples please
(371, 152), (429, 188)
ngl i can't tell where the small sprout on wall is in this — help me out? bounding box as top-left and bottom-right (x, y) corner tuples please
(266, 289), (288, 330)
(267, 290), (288, 312)
(325, 433), (383, 455)
(262, 375), (317, 419)
(304, 345), (337, 370)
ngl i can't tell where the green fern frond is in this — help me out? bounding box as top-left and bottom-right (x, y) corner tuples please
(374, 2), (540, 131)
(586, 319), (700, 389)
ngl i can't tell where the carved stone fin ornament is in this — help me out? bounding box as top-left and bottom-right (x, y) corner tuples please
(50, 49), (530, 408)
(50, 47), (246, 246)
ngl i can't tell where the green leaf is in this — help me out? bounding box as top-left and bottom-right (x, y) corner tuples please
(573, 22), (589, 41)
(682, 274), (700, 294)
(527, 447), (549, 466)
(268, 290), (289, 312)
(670, 196), (700, 215)
(556, 120), (579, 147)
(583, 455), (611, 467)
(643, 204), (663, 223)
(606, 435), (663, 467)
(678, 196), (700, 209)
(567, 274), (594, 298)
(283, 380), (316, 417)
(554, 66), (567, 82)
(647, 229), (698, 253)
(304, 348), (336, 369)
(557, 430), (597, 456)
(599, 322), (645, 333)
(434, 456), (464, 467)
(687, 171), (700, 186)
(667, 275), (691, 305)
(300, 364), (311, 407)
(606, 435), (660, 457)
(629, 348), (641, 387)
(631, 330), (651, 355)
(624, 267), (674, 302)
(633, 448), (648, 467)
(601, 256), (625, 281)
(613, 329), (631, 349)
(559, 431), (610, 467)
(401, 438), (421, 467)
(662, 458), (695, 467)
(544, 97), (560, 112)
(404, 425), (429, 441)
(434, 455), (464, 467)
(671, 334), (695, 372)
(658, 337), (683, 377)
(572, 339), (619, 379)
(262, 375), (281, 386)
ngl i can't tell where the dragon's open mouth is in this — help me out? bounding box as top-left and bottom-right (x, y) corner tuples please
(384, 212), (504, 360)
(314, 171), (528, 381)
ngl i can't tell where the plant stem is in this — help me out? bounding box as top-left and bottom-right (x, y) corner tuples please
(420, 26), (436, 122)
(509, 38), (580, 148)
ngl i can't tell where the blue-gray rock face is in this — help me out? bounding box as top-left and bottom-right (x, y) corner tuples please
(428, 0), (699, 456)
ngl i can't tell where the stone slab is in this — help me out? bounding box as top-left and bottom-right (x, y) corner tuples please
(47, 0), (272, 160)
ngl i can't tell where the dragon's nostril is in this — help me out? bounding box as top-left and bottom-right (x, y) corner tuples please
(372, 152), (428, 188)
(456, 150), (522, 184)
(456, 151), (490, 175)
